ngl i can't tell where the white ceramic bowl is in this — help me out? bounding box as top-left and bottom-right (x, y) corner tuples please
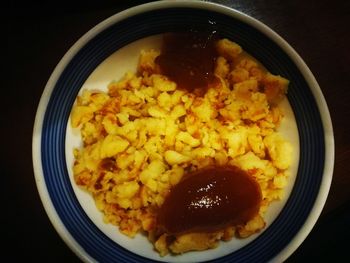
(33, 1), (334, 262)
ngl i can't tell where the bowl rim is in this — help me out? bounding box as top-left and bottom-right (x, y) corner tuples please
(32, 1), (334, 262)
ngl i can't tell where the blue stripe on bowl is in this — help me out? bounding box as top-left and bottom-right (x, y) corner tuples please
(41, 7), (325, 263)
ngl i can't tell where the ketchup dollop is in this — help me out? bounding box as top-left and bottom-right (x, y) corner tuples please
(157, 166), (262, 235)
(155, 31), (219, 95)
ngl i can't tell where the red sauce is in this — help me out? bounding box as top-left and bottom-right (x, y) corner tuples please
(155, 31), (219, 95)
(157, 166), (262, 235)
(94, 172), (105, 190)
(99, 158), (116, 172)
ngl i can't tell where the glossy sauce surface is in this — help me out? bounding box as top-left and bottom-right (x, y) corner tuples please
(157, 166), (262, 235)
(155, 32), (219, 95)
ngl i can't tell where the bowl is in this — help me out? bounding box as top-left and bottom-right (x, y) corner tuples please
(32, 1), (334, 262)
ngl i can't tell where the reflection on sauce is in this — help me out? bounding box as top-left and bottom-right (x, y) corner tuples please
(155, 31), (219, 95)
(157, 166), (262, 235)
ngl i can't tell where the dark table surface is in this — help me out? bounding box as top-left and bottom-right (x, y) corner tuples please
(5, 0), (350, 262)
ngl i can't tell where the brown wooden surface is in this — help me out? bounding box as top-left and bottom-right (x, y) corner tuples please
(5, 0), (349, 262)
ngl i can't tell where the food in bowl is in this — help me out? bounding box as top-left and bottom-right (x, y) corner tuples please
(70, 32), (292, 256)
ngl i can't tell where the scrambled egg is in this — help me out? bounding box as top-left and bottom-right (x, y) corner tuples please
(71, 38), (292, 256)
